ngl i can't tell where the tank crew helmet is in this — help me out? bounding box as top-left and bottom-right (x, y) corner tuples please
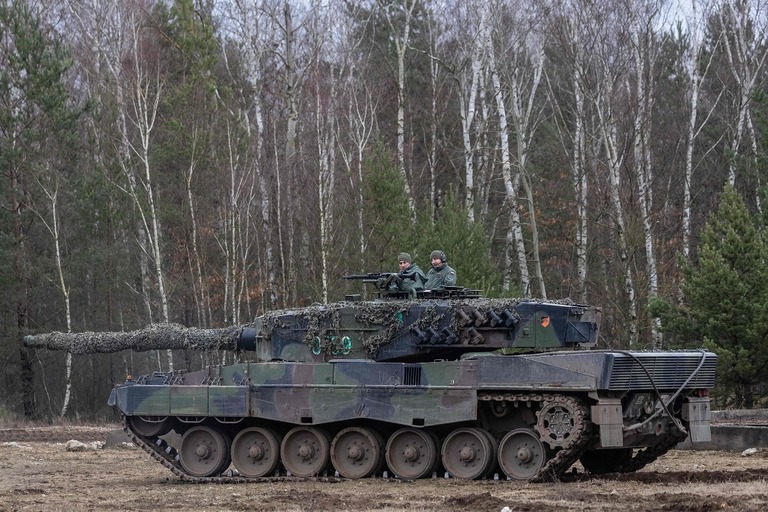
(430, 250), (447, 262)
(398, 252), (412, 263)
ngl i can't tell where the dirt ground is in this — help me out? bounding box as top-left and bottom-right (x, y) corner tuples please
(0, 426), (766, 512)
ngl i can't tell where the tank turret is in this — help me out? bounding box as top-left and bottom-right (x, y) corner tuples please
(23, 290), (599, 362)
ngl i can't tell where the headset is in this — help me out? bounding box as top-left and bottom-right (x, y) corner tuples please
(430, 250), (446, 262)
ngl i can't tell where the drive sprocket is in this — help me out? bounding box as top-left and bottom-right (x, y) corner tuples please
(535, 396), (587, 449)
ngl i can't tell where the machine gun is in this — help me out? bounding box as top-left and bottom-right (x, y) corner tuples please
(343, 272), (400, 289)
(344, 272), (478, 300)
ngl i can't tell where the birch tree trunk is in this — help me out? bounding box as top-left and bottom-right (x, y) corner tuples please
(488, 2), (546, 297)
(380, 0), (417, 220)
(457, 4), (489, 224)
(629, 12), (661, 348)
(596, 84), (638, 345)
(426, 10), (440, 224)
(488, 40), (529, 295)
(720, 0), (768, 195)
(127, 37), (172, 368)
(85, 3), (171, 369)
(508, 43), (546, 299)
(572, 56), (589, 304)
(220, 1), (272, 317)
(544, 2), (591, 303)
(681, 0), (710, 260)
(338, 84), (376, 272)
(184, 137), (209, 327)
(316, 77), (337, 304)
(32, 181), (73, 415)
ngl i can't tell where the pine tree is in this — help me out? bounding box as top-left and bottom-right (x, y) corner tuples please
(654, 185), (768, 408)
(415, 193), (503, 296)
(360, 143), (415, 270)
(0, 1), (81, 418)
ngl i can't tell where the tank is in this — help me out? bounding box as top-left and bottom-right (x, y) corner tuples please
(24, 285), (717, 482)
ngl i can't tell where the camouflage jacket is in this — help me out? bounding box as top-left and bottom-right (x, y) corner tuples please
(398, 264), (427, 292)
(424, 263), (457, 290)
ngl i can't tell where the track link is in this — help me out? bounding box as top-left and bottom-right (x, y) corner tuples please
(614, 432), (688, 474)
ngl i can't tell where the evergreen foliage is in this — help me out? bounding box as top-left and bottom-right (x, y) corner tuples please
(4, 1), (768, 418)
(0, 1), (82, 418)
(361, 143), (416, 269)
(360, 147), (501, 296)
(653, 186), (768, 408)
(414, 193), (503, 296)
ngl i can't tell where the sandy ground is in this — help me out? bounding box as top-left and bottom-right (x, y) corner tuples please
(0, 426), (766, 512)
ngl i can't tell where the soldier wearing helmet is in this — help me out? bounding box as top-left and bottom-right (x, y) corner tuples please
(424, 250), (457, 290)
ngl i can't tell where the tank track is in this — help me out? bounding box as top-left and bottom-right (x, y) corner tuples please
(478, 392), (594, 482)
(123, 418), (343, 484)
(126, 391), (594, 483)
(614, 431), (689, 474)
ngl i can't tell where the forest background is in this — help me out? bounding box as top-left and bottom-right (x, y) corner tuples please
(2, 0), (768, 421)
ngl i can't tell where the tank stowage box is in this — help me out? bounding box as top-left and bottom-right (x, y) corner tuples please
(25, 289), (716, 481)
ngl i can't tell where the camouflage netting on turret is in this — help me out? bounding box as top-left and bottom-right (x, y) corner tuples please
(23, 324), (249, 355)
(254, 298), (570, 355)
(24, 298), (579, 356)
(253, 301), (414, 355)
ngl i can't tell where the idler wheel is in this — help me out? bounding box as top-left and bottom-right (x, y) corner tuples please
(498, 428), (548, 480)
(385, 428), (438, 480)
(441, 427), (496, 480)
(231, 427), (282, 478)
(128, 416), (171, 437)
(179, 426), (231, 477)
(330, 427), (384, 479)
(280, 427), (331, 477)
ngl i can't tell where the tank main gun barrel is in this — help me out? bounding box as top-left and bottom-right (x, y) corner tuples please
(24, 298), (601, 361)
(23, 323), (258, 355)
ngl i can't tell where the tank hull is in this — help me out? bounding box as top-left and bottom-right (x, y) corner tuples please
(111, 349), (716, 481)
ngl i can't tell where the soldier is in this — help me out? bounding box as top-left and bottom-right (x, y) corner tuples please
(424, 250), (457, 290)
(395, 252), (426, 294)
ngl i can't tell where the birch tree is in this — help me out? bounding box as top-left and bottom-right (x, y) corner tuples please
(161, 0), (221, 329)
(678, 0), (722, 260)
(590, 0), (640, 345)
(490, 0), (547, 298)
(720, 0), (768, 199)
(544, 0), (595, 304)
(273, 0), (301, 307)
(487, 3), (528, 295)
(627, 1), (663, 347)
(338, 70), (378, 271)
(66, 0), (171, 369)
(424, 6), (441, 224)
(217, 1), (271, 318)
(456, 2), (490, 222)
(120, 8), (174, 368)
(379, 0), (417, 219)
(33, 179), (73, 415)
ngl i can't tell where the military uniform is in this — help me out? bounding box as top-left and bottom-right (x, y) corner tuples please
(424, 261), (457, 290)
(392, 253), (426, 294)
(398, 263), (427, 292)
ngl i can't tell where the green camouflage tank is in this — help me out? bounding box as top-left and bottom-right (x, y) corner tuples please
(24, 286), (716, 482)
